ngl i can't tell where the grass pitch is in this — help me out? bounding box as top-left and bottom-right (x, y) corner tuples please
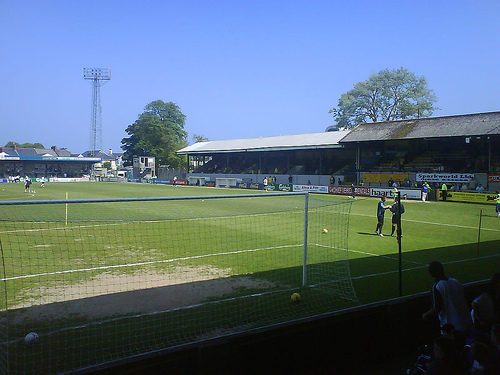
(0, 181), (498, 374)
(1, 181), (498, 304)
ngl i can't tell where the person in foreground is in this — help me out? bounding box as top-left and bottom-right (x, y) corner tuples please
(422, 261), (473, 331)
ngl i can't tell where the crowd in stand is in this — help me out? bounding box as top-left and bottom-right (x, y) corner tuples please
(408, 262), (500, 374)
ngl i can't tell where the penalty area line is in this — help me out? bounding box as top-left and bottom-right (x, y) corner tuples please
(312, 243), (425, 266)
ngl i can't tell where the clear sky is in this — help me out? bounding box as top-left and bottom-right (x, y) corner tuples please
(1, 0), (499, 154)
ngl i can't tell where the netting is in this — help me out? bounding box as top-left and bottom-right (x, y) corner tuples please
(0, 193), (358, 374)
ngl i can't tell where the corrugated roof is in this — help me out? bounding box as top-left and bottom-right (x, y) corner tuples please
(177, 131), (350, 154)
(340, 111), (500, 143)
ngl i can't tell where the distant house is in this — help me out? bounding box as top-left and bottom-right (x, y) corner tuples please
(81, 149), (124, 170)
(0, 145), (100, 178)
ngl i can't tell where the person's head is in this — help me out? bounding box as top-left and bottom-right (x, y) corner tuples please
(440, 323), (455, 336)
(380, 196), (386, 202)
(428, 261), (445, 279)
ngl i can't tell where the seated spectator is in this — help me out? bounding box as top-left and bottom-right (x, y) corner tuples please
(425, 335), (469, 374)
(476, 184), (485, 193)
(489, 324), (500, 373)
(471, 273), (500, 333)
(470, 341), (493, 375)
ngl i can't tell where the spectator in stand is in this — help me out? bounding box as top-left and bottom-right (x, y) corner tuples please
(422, 261), (473, 331)
(470, 341), (493, 375)
(492, 273), (500, 321)
(425, 335), (469, 375)
(471, 273), (500, 333)
(476, 184), (485, 193)
(490, 324), (500, 374)
(495, 191), (500, 218)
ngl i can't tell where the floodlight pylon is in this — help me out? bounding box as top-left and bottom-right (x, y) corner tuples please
(83, 68), (111, 156)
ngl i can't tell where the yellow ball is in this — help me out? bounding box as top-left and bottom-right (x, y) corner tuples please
(322, 228), (328, 234)
(291, 293), (301, 303)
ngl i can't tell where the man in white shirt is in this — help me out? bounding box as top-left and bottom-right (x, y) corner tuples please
(422, 261), (472, 331)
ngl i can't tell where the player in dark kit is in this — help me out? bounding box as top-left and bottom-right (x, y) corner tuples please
(375, 196), (392, 236)
(390, 195), (405, 237)
(24, 176), (32, 193)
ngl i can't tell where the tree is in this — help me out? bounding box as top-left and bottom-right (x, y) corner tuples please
(5, 141), (45, 148)
(121, 100), (188, 168)
(192, 134), (209, 143)
(329, 68), (439, 128)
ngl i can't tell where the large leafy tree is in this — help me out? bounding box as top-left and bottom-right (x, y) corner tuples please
(329, 67), (439, 128)
(121, 100), (188, 167)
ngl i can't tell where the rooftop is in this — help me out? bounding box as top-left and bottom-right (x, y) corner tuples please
(339, 111), (500, 143)
(177, 130), (350, 155)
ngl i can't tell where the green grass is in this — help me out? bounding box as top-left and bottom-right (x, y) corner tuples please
(1, 181), (497, 303)
(343, 196), (499, 303)
(0, 181), (499, 374)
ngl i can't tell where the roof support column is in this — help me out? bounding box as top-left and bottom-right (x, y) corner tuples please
(356, 145), (361, 184)
(319, 151), (322, 175)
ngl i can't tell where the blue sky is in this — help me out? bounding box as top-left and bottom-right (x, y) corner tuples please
(1, 0), (499, 154)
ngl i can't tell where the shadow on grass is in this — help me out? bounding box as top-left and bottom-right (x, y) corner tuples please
(349, 238), (500, 304)
(2, 238), (499, 374)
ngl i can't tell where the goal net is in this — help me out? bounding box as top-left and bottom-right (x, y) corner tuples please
(0, 192), (357, 374)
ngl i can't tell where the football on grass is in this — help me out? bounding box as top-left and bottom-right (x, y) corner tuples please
(290, 293), (301, 303)
(24, 332), (39, 346)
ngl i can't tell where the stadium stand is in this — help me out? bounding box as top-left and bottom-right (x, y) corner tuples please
(178, 111), (500, 191)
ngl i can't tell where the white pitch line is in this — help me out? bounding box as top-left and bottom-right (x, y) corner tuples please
(312, 243), (425, 265)
(1, 244), (302, 282)
(0, 210), (303, 235)
(351, 252), (500, 280)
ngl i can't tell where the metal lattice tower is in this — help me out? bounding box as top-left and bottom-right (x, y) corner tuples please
(83, 68), (111, 156)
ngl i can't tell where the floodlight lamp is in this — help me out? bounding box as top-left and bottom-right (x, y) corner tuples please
(83, 68), (111, 80)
